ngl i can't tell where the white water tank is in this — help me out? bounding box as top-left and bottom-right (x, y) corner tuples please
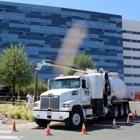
(109, 77), (126, 100)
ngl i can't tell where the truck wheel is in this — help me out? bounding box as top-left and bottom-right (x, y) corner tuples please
(119, 104), (124, 117)
(124, 104), (129, 116)
(113, 105), (119, 118)
(65, 108), (83, 129)
(34, 117), (51, 127)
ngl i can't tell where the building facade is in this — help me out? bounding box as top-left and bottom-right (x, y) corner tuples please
(0, 1), (130, 96)
(123, 19), (140, 98)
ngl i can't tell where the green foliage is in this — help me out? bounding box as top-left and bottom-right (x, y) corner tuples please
(0, 43), (33, 103)
(21, 79), (48, 95)
(63, 54), (96, 75)
(16, 101), (27, 106)
(37, 80), (48, 95)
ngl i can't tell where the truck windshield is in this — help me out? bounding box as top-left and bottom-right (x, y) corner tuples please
(53, 78), (80, 89)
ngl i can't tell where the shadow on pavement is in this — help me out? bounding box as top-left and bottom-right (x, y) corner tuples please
(32, 115), (140, 132)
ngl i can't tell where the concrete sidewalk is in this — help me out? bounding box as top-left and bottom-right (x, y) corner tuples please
(0, 122), (38, 130)
(129, 101), (140, 103)
(0, 121), (65, 130)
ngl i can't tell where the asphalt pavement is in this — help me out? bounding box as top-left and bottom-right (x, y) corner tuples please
(0, 101), (139, 130)
(0, 101), (140, 140)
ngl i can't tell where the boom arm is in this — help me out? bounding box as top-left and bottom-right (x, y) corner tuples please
(34, 59), (96, 102)
(35, 60), (97, 74)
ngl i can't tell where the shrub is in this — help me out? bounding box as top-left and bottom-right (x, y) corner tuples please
(0, 103), (34, 121)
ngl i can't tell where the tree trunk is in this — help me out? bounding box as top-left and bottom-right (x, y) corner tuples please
(12, 83), (15, 105)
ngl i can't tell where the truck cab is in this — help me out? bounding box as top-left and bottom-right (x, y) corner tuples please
(33, 75), (92, 129)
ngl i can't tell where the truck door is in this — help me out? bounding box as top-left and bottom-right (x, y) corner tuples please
(81, 79), (90, 105)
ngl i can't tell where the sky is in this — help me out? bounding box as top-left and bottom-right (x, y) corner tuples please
(1, 0), (140, 21)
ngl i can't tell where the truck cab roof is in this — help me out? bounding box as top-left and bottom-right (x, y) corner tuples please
(55, 75), (82, 80)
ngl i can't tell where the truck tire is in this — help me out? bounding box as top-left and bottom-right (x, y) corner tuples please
(119, 104), (124, 117)
(113, 105), (119, 118)
(124, 103), (129, 116)
(34, 117), (51, 127)
(65, 107), (83, 129)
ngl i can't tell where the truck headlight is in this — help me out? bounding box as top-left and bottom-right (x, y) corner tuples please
(34, 103), (38, 107)
(63, 103), (70, 108)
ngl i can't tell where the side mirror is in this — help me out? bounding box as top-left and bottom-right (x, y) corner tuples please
(85, 77), (90, 88)
(48, 78), (54, 90)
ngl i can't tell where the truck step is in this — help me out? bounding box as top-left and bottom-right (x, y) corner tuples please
(85, 116), (98, 120)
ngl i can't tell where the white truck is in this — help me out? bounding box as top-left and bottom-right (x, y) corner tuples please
(33, 60), (130, 129)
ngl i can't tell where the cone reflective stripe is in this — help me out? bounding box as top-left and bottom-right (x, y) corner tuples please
(12, 121), (17, 131)
(112, 119), (117, 129)
(81, 123), (87, 134)
(46, 124), (51, 135)
(127, 115), (130, 123)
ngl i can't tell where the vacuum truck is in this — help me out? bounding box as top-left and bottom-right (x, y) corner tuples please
(33, 60), (130, 129)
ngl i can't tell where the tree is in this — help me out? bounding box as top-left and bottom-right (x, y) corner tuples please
(21, 79), (48, 97)
(63, 54), (96, 75)
(0, 43), (33, 104)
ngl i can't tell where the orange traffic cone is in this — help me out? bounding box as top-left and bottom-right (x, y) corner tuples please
(134, 109), (137, 117)
(12, 121), (17, 131)
(112, 119), (117, 129)
(45, 124), (51, 136)
(133, 113), (135, 119)
(127, 115), (131, 123)
(81, 123), (87, 134)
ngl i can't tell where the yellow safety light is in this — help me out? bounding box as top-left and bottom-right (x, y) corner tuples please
(33, 103), (38, 107)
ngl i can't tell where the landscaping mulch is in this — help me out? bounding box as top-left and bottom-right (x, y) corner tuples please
(0, 112), (32, 125)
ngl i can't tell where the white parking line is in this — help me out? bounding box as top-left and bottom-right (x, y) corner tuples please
(0, 130), (23, 139)
(0, 135), (23, 139)
(0, 130), (12, 134)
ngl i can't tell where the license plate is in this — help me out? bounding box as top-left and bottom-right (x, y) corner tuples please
(47, 111), (52, 116)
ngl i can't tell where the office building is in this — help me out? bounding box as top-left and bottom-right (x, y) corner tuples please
(123, 19), (140, 97)
(0, 1), (139, 97)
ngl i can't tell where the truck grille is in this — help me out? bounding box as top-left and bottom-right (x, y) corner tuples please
(40, 96), (59, 110)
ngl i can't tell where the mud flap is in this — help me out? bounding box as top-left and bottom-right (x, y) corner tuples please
(91, 99), (104, 116)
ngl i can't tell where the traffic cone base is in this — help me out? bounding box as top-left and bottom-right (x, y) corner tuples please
(133, 113), (135, 119)
(45, 124), (52, 136)
(112, 126), (117, 128)
(127, 115), (131, 123)
(112, 119), (117, 129)
(81, 123), (87, 134)
(12, 121), (17, 131)
(134, 110), (137, 117)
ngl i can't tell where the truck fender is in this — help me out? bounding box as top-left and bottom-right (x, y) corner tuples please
(71, 105), (84, 117)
